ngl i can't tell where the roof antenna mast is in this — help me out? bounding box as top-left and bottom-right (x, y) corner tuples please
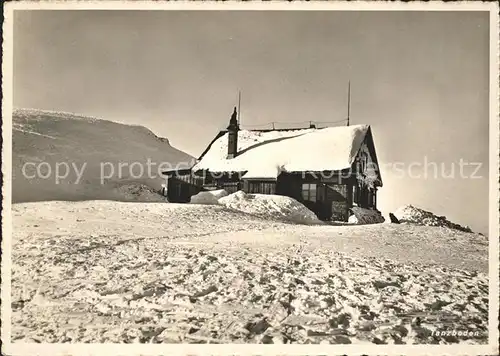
(238, 90), (241, 126)
(347, 80), (351, 127)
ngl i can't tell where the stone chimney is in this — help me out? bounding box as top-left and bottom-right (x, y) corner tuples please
(226, 106), (239, 159)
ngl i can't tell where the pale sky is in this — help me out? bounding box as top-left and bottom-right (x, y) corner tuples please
(13, 10), (490, 233)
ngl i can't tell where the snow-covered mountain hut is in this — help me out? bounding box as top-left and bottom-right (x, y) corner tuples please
(163, 107), (383, 221)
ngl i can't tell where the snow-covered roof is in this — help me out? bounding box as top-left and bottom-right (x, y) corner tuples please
(193, 125), (370, 179)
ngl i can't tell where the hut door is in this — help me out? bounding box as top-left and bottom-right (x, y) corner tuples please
(359, 186), (369, 208)
(327, 184), (348, 221)
(316, 184), (331, 220)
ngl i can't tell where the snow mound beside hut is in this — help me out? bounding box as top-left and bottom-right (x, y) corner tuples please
(190, 189), (229, 204)
(112, 183), (166, 202)
(348, 207), (385, 225)
(218, 191), (322, 225)
(393, 204), (472, 233)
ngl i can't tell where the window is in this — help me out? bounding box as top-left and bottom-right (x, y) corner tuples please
(175, 174), (205, 186)
(223, 182), (240, 194)
(302, 183), (317, 202)
(193, 177), (204, 187)
(176, 174), (189, 183)
(248, 182), (276, 194)
(204, 173), (214, 185)
(372, 190), (376, 207)
(360, 153), (367, 172)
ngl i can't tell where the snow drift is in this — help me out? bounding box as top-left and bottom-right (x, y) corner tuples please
(11, 200), (489, 344)
(348, 207), (385, 225)
(218, 191), (321, 225)
(12, 108), (193, 203)
(112, 183), (166, 202)
(393, 204), (473, 233)
(189, 189), (229, 204)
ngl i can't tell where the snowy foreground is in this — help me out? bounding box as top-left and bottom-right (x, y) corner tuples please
(11, 201), (488, 344)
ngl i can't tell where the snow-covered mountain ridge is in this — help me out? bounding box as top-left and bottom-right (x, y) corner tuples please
(12, 108), (193, 202)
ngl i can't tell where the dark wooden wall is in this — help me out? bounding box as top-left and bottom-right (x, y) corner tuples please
(276, 173), (302, 200)
(166, 176), (203, 203)
(167, 168), (376, 222)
